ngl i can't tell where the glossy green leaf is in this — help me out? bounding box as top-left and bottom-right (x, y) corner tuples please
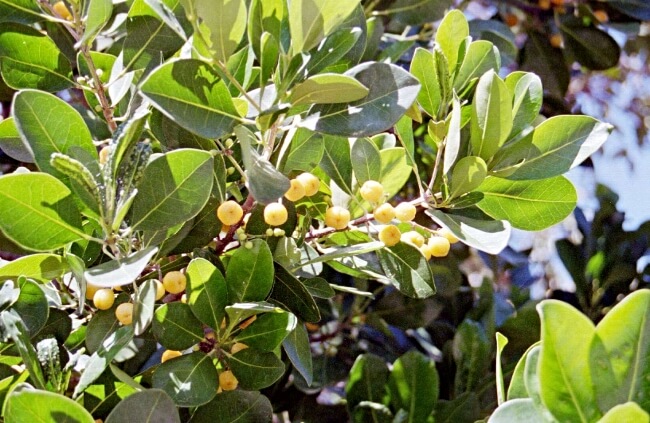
(13, 278), (47, 335)
(304, 62), (420, 137)
(0, 310), (45, 389)
(225, 302), (281, 326)
(85, 307), (122, 354)
(523, 345), (558, 421)
(496, 333), (508, 406)
(387, 350), (438, 423)
(0, 173), (85, 251)
(0, 117), (32, 163)
(537, 300), (600, 422)
(435, 10), (468, 73)
(351, 137), (381, 184)
(85, 247), (159, 288)
(5, 385), (94, 423)
(470, 70), (513, 161)
(270, 264), (320, 323)
(379, 147), (412, 198)
(228, 348), (285, 390)
(105, 389), (180, 423)
(153, 352), (219, 407)
(248, 0), (284, 60)
(140, 59), (240, 139)
(377, 242), (436, 299)
(425, 208), (510, 255)
(599, 402), (649, 423)
(302, 277), (334, 299)
(351, 402), (393, 423)
(186, 258), (228, 330)
(410, 48), (441, 118)
(191, 390), (273, 423)
(449, 156), (487, 200)
(507, 342), (540, 400)
(12, 90), (95, 176)
(595, 290), (650, 411)
(282, 128), (324, 173)
(282, 323), (313, 386)
(290, 74), (368, 105)
(0, 23), (73, 91)
(487, 398), (547, 423)
(477, 176), (577, 231)
(320, 135), (353, 194)
(453, 40), (500, 93)
(288, 0), (361, 53)
(32, 308), (71, 345)
(520, 32), (569, 101)
(235, 310), (297, 351)
(226, 239), (274, 303)
(505, 72), (543, 138)
(560, 18), (620, 71)
(144, 0), (187, 40)
(346, 353), (388, 413)
(80, 0), (112, 46)
(0, 254), (68, 283)
(193, 0), (246, 63)
(130, 149), (213, 231)
(305, 24), (363, 76)
(153, 302), (204, 350)
(388, 0), (451, 26)
(133, 279), (157, 336)
(435, 392), (481, 423)
(442, 96), (462, 175)
(0, 0), (43, 24)
(452, 319), (490, 395)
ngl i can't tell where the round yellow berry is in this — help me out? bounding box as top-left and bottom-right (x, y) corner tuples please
(93, 289), (115, 310)
(284, 179), (306, 202)
(115, 303), (134, 325)
(217, 200), (244, 226)
(231, 342), (249, 354)
(593, 10), (609, 23)
(219, 370), (239, 391)
(401, 230), (425, 247)
(549, 33), (563, 48)
(53, 1), (72, 20)
(162, 271), (186, 294)
(360, 180), (384, 203)
(296, 172), (320, 196)
(378, 225), (401, 247)
(154, 280), (165, 301)
(373, 203), (395, 224)
(420, 244), (432, 260)
(98, 146), (110, 165)
(428, 236), (451, 257)
(264, 202), (288, 226)
(161, 349), (182, 363)
(394, 202), (417, 222)
(85, 283), (100, 300)
(325, 206), (351, 230)
(438, 227), (459, 244)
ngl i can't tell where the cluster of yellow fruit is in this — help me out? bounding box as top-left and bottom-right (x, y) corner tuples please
(87, 271), (187, 325)
(380, 225), (458, 258)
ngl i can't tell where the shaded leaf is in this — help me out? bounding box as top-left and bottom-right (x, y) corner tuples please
(228, 348), (285, 390)
(270, 264), (320, 323)
(226, 239), (274, 303)
(152, 352), (219, 407)
(0, 254), (68, 283)
(152, 302), (205, 350)
(560, 17), (620, 71)
(5, 385), (94, 423)
(85, 247), (159, 288)
(106, 389), (180, 423)
(190, 390), (273, 423)
(377, 242), (436, 299)
(346, 353), (389, 412)
(186, 258), (228, 330)
(388, 351), (438, 423)
(282, 324), (313, 386)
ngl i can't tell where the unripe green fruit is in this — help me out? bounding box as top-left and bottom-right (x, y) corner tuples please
(163, 271), (186, 294)
(379, 225), (401, 247)
(93, 289), (115, 310)
(360, 180), (384, 203)
(217, 200), (244, 225)
(373, 203), (395, 224)
(264, 202), (288, 226)
(325, 206), (350, 230)
(394, 202), (417, 222)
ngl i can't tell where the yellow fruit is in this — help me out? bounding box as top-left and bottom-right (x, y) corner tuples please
(373, 203), (395, 224)
(438, 227), (459, 244)
(264, 202), (288, 226)
(550, 33), (563, 48)
(162, 271), (186, 294)
(593, 10), (609, 23)
(161, 349), (182, 363)
(217, 200), (244, 225)
(379, 225), (401, 247)
(504, 13), (518, 27)
(85, 283), (100, 300)
(394, 202), (417, 222)
(428, 236), (451, 257)
(219, 370), (238, 391)
(325, 206), (351, 230)
(115, 303), (134, 325)
(538, 0), (551, 9)
(284, 179), (306, 202)
(401, 230), (425, 247)
(53, 1), (72, 20)
(231, 342), (248, 354)
(420, 244), (432, 260)
(360, 180), (384, 203)
(93, 289), (115, 310)
(98, 146), (110, 165)
(296, 172), (320, 196)
(154, 280), (165, 300)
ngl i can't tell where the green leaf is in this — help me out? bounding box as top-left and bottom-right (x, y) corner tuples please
(143, 0), (187, 40)
(0, 173), (85, 251)
(0, 254), (68, 283)
(80, 0), (113, 46)
(537, 300), (601, 422)
(505, 72), (543, 138)
(452, 319), (490, 395)
(320, 135), (353, 194)
(435, 392), (481, 423)
(387, 0), (451, 26)
(140, 59), (240, 139)
(449, 156), (487, 200)
(477, 176), (577, 231)
(442, 96), (462, 175)
(248, 0), (284, 60)
(0, 117), (32, 163)
(607, 1), (650, 20)
(304, 62), (420, 137)
(186, 258), (227, 330)
(282, 128), (324, 173)
(377, 242), (436, 299)
(152, 352), (219, 407)
(470, 70), (512, 161)
(106, 389), (180, 423)
(290, 74), (369, 106)
(453, 40), (500, 94)
(410, 48), (441, 118)
(235, 310), (297, 351)
(520, 31), (569, 101)
(282, 324), (313, 386)
(595, 289), (650, 411)
(379, 148), (412, 198)
(270, 264), (320, 323)
(228, 347), (285, 390)
(133, 279), (157, 336)
(193, 0), (246, 63)
(5, 385), (94, 423)
(288, 0), (361, 53)
(0, 0), (44, 24)
(296, 241), (383, 270)
(0, 310), (45, 389)
(13, 278), (48, 335)
(425, 208), (510, 255)
(346, 353), (389, 412)
(487, 398), (547, 423)
(169, 197), (223, 254)
(303, 277), (335, 299)
(190, 390), (273, 423)
(435, 9), (469, 73)
(152, 302), (205, 350)
(351, 402), (393, 423)
(305, 24), (363, 76)
(12, 90), (95, 177)
(387, 351), (438, 423)
(130, 149), (214, 231)
(496, 116), (612, 180)
(496, 333), (508, 406)
(523, 345), (558, 421)
(351, 137), (381, 184)
(85, 247), (159, 288)
(559, 17), (620, 71)
(0, 23), (74, 91)
(225, 302), (281, 326)
(507, 342), (540, 400)
(599, 402), (650, 423)
(226, 239), (274, 303)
